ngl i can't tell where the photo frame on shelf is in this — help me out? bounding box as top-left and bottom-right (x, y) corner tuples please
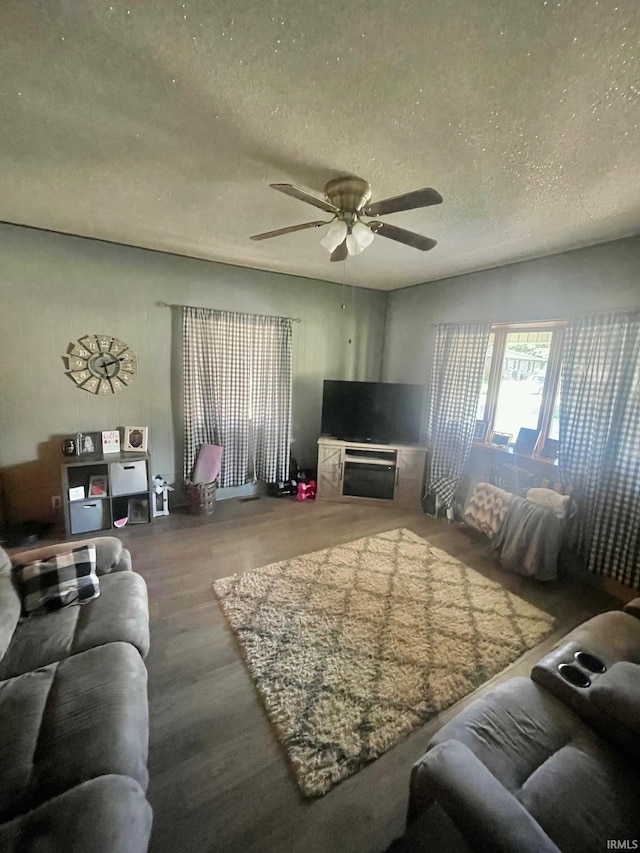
(514, 427), (539, 456)
(101, 429), (120, 454)
(127, 497), (149, 524)
(88, 475), (108, 498)
(541, 438), (560, 460)
(489, 431), (512, 448)
(77, 432), (100, 456)
(473, 420), (488, 442)
(123, 426), (148, 452)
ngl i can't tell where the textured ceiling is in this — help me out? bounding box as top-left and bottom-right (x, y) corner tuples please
(1, 0), (639, 291)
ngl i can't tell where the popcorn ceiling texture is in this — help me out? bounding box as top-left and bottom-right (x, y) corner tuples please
(0, 0), (638, 290)
(213, 528), (555, 796)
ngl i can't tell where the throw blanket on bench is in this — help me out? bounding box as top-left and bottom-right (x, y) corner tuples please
(464, 483), (565, 581)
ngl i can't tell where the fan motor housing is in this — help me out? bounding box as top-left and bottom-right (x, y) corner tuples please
(324, 176), (372, 213)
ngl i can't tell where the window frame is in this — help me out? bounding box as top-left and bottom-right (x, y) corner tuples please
(478, 320), (566, 457)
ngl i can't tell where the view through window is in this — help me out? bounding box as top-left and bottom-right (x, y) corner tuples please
(476, 324), (563, 456)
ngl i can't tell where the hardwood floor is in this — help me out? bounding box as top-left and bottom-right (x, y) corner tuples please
(114, 497), (618, 853)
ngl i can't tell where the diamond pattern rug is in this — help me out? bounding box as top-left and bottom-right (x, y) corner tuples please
(212, 528), (555, 797)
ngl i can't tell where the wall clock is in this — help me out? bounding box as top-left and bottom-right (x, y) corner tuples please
(63, 335), (137, 394)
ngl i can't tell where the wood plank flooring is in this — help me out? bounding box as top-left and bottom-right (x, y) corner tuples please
(114, 498), (618, 853)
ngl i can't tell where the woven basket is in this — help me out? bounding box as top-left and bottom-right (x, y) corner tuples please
(186, 481), (217, 515)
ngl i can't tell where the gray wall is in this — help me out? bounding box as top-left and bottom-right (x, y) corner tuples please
(2, 224), (637, 525)
(0, 224), (386, 522)
(383, 236), (640, 388)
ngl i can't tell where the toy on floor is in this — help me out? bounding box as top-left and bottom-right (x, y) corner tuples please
(296, 480), (317, 501)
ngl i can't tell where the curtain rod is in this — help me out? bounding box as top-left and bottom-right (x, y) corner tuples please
(157, 301), (301, 323)
(429, 318), (565, 328)
(428, 320), (494, 328)
(429, 308), (640, 329)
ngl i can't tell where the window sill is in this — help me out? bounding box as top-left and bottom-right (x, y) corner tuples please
(471, 441), (558, 467)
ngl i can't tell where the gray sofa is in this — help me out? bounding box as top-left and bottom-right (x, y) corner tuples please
(0, 536), (152, 852)
(397, 601), (640, 853)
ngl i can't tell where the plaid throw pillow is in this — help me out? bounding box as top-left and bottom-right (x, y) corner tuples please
(12, 544), (100, 616)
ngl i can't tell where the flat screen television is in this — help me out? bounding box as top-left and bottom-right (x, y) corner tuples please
(321, 380), (424, 445)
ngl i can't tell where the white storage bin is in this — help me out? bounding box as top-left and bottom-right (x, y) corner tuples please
(70, 500), (109, 534)
(109, 460), (148, 496)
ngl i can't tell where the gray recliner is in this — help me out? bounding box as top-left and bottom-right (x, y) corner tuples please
(400, 601), (640, 853)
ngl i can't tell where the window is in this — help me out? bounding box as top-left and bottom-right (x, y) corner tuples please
(475, 322), (565, 456)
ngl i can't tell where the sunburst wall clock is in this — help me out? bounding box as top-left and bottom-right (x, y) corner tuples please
(63, 335), (137, 395)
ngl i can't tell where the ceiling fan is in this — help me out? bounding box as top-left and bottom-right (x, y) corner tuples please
(250, 176), (442, 261)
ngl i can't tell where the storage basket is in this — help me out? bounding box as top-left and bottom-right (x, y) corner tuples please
(186, 481), (217, 515)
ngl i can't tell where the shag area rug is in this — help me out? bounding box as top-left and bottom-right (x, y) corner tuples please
(213, 528), (554, 797)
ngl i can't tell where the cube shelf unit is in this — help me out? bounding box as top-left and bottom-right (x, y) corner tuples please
(61, 452), (152, 537)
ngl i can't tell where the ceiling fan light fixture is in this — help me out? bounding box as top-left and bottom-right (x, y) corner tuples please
(346, 220), (375, 256)
(346, 233), (363, 255)
(320, 220), (348, 253)
(255, 177), (441, 261)
(352, 220), (375, 249)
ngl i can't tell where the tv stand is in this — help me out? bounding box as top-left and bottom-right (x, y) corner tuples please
(316, 438), (426, 509)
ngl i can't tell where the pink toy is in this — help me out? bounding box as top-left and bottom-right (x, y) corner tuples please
(296, 480), (317, 501)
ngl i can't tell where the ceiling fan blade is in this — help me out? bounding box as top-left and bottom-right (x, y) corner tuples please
(369, 221), (437, 251)
(363, 187), (442, 217)
(270, 183), (339, 214)
(330, 240), (348, 262)
(250, 220), (329, 241)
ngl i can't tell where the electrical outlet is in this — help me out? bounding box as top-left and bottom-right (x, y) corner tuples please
(51, 495), (62, 509)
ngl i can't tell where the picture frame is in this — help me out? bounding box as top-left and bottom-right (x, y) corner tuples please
(101, 429), (120, 454)
(123, 426), (148, 452)
(127, 497), (149, 524)
(489, 431), (512, 448)
(88, 475), (108, 498)
(77, 432), (100, 456)
(473, 420), (488, 442)
(541, 438), (560, 460)
(514, 427), (539, 456)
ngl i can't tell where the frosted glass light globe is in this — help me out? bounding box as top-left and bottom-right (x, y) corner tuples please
(320, 221), (348, 252)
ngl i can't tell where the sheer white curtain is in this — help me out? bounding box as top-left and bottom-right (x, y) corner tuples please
(183, 307), (292, 488)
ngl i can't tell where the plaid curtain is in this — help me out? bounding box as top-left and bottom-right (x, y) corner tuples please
(426, 322), (491, 508)
(559, 310), (640, 588)
(183, 307), (292, 488)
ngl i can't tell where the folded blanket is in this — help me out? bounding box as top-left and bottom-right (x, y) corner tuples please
(491, 496), (564, 581)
